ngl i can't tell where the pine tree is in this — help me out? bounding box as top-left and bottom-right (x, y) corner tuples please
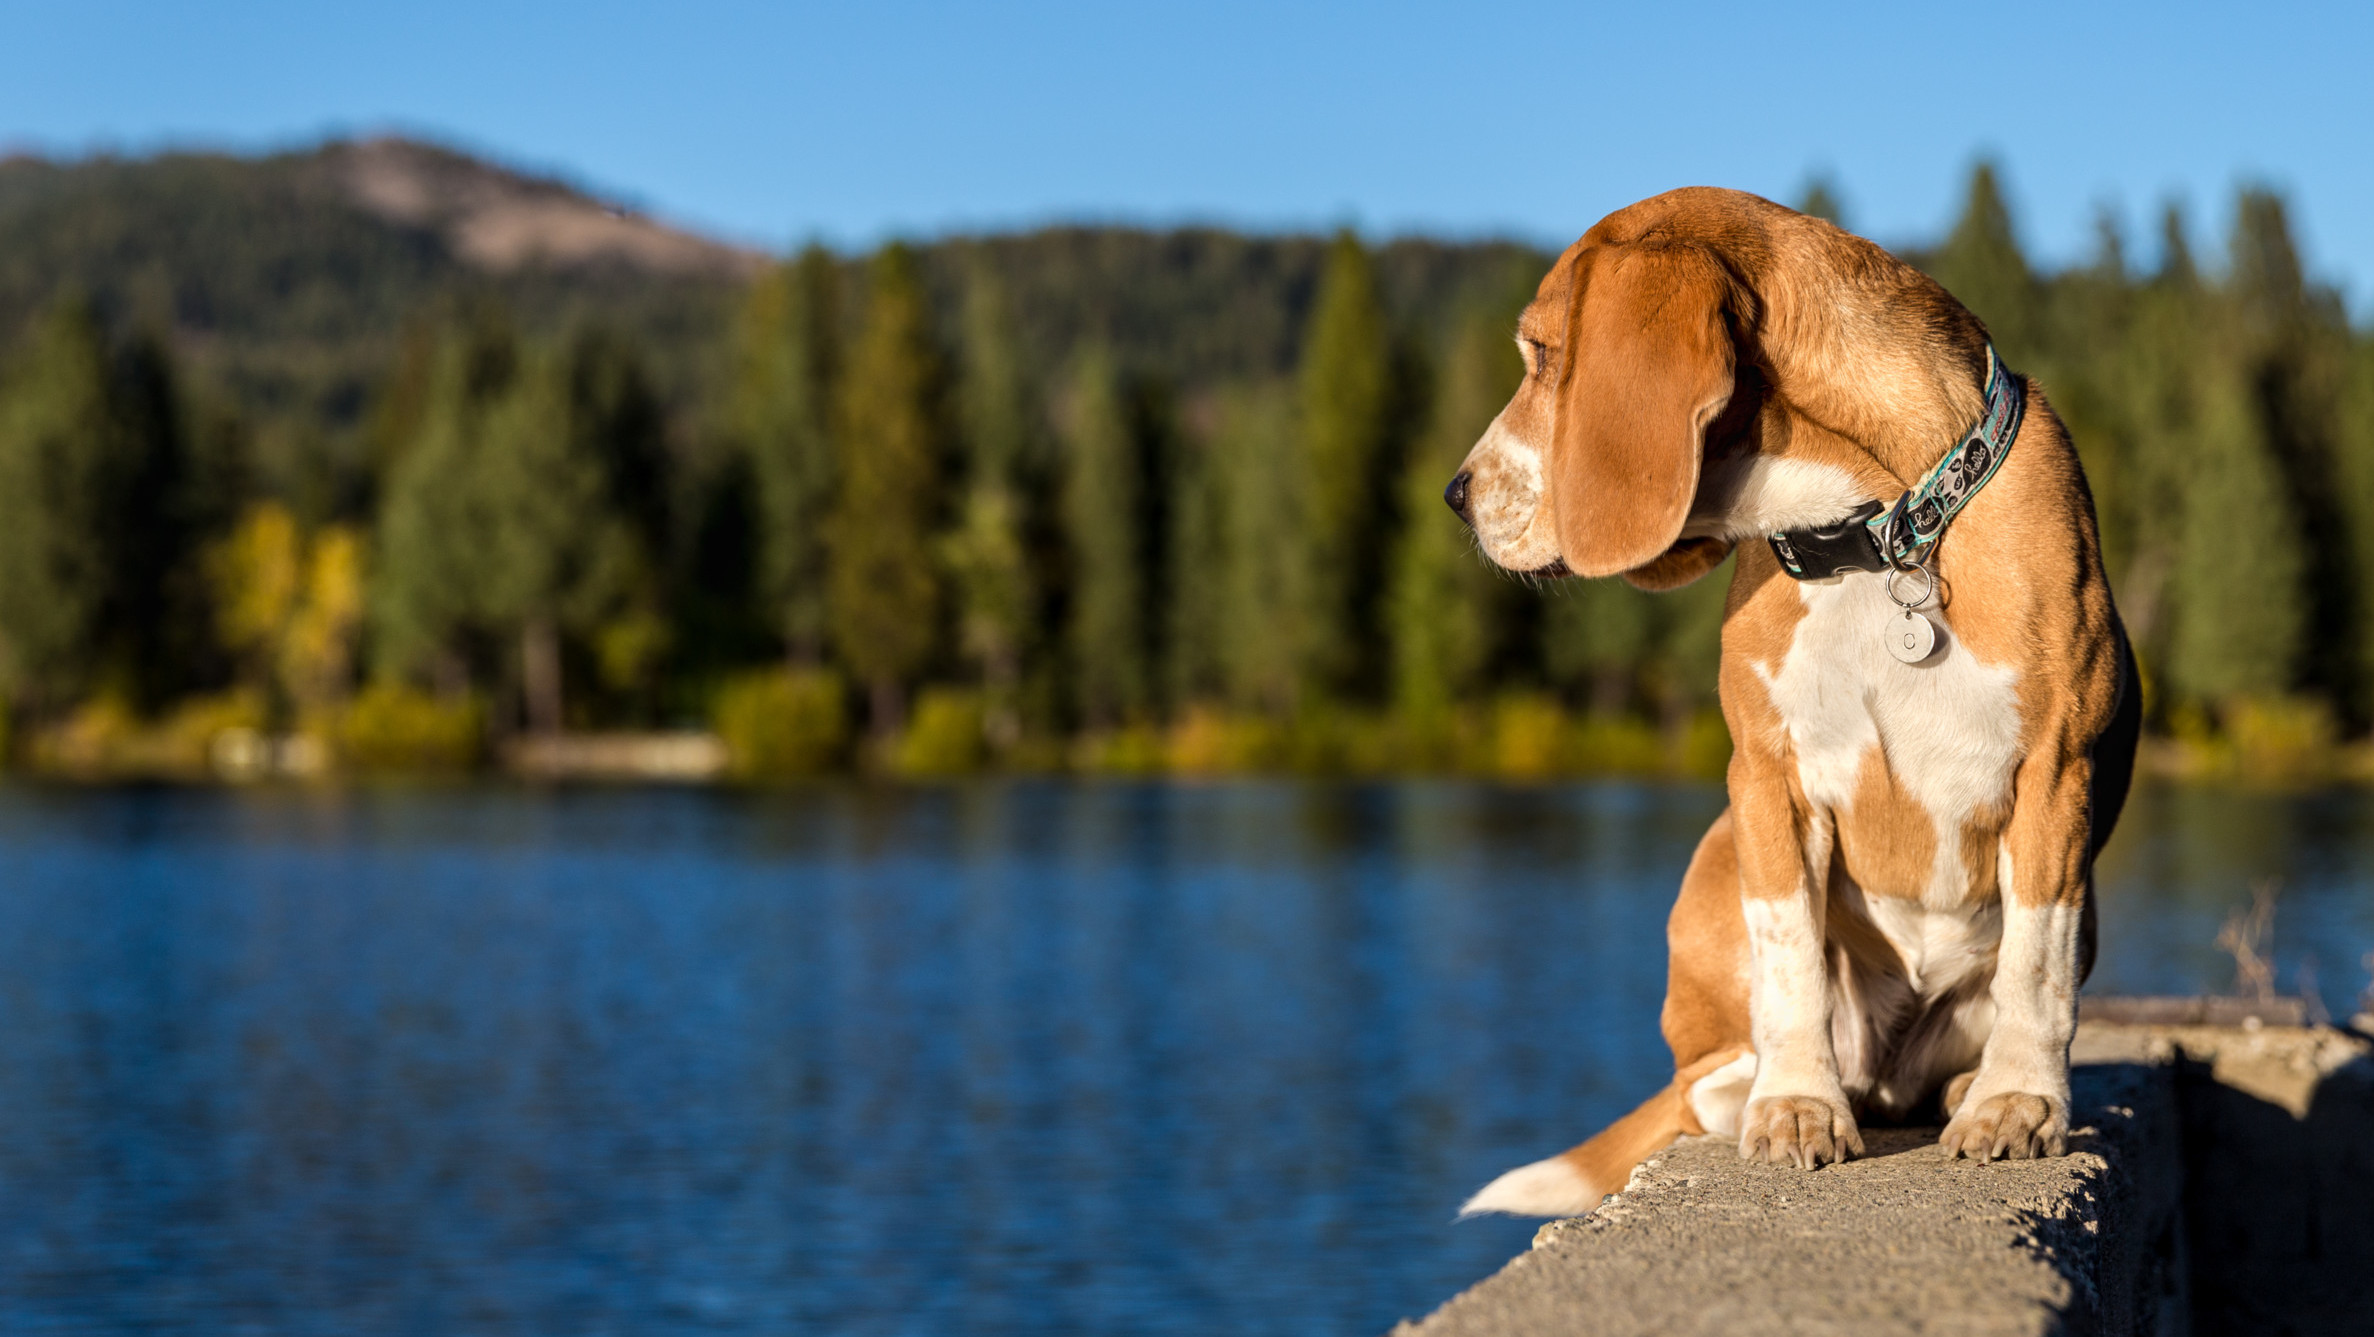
(828, 244), (945, 735)
(0, 300), (197, 713)
(736, 245), (840, 662)
(97, 328), (205, 709)
(2165, 363), (2302, 705)
(1388, 316), (1517, 722)
(1210, 383), (1303, 715)
(1061, 345), (1148, 727)
(1645, 568), (1730, 728)
(1165, 422), (1227, 710)
(2337, 340), (2374, 707)
(2223, 188), (2354, 714)
(944, 263), (1038, 741)
(1296, 230), (1397, 703)
(1542, 580), (1655, 716)
(565, 327), (669, 558)
(1926, 161), (2041, 360)
(373, 314), (649, 730)
(476, 346), (651, 733)
(2096, 209), (2208, 656)
(372, 315), (519, 693)
(1796, 176), (1848, 228)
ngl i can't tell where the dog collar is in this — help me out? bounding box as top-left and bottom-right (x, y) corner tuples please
(1768, 346), (2026, 581)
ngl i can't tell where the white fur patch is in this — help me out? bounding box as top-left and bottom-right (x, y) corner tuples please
(1686, 1052), (1758, 1138)
(1752, 569), (2023, 907)
(1456, 413), (1563, 572)
(1857, 889), (2003, 998)
(1742, 893), (1850, 1105)
(1458, 1154), (1601, 1219)
(1686, 456), (1869, 542)
(1963, 889), (2081, 1107)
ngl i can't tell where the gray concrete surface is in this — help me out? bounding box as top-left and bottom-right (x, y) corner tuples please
(1396, 1018), (2374, 1337)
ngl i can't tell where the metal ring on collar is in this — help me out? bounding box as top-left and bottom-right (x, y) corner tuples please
(1886, 563), (1935, 611)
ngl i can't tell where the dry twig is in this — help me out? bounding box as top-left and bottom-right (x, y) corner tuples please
(2215, 879), (2279, 1005)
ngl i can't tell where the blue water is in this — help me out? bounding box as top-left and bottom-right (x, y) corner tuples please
(0, 779), (2364, 1336)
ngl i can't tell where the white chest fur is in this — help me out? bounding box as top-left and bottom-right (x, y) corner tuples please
(1750, 569), (2024, 912)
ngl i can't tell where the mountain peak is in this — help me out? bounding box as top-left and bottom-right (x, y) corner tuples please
(326, 136), (763, 278)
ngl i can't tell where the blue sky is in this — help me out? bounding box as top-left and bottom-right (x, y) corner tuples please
(4, 1), (2368, 308)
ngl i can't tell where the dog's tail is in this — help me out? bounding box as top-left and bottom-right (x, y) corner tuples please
(1458, 1082), (1687, 1218)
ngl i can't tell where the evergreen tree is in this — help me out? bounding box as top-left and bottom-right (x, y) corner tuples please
(2096, 212), (2209, 655)
(1543, 580), (1655, 716)
(0, 300), (197, 713)
(1061, 345), (1149, 727)
(1296, 230), (1397, 702)
(374, 314), (650, 731)
(828, 244), (945, 735)
(1796, 175), (1848, 228)
(2337, 341), (2374, 704)
(99, 328), (207, 708)
(1926, 161), (2041, 360)
(736, 245), (840, 662)
(1210, 383), (1303, 715)
(1644, 567), (1729, 727)
(565, 327), (669, 557)
(1165, 420), (1227, 709)
(2223, 188), (2354, 714)
(478, 346), (652, 733)
(1389, 316), (1517, 722)
(372, 314), (519, 694)
(2157, 203), (2198, 287)
(2164, 363), (2303, 706)
(944, 264), (1038, 741)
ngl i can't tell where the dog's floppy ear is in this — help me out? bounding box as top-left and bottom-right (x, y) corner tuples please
(1551, 244), (1737, 578)
(1621, 536), (1734, 590)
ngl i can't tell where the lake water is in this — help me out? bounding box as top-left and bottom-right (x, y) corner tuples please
(0, 779), (2366, 1335)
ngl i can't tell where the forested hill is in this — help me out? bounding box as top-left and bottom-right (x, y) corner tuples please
(0, 136), (1546, 444)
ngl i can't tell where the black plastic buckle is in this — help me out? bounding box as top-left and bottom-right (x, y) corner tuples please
(1769, 499), (1890, 581)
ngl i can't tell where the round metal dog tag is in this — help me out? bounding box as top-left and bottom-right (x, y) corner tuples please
(1887, 610), (1938, 663)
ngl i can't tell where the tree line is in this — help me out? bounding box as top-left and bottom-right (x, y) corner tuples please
(0, 163), (2367, 776)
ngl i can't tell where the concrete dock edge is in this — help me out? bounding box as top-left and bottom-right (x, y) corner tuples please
(1395, 1017), (2374, 1336)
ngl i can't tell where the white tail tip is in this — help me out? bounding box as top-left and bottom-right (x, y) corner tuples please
(1457, 1154), (1603, 1219)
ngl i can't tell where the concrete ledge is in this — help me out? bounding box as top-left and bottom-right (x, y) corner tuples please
(1398, 1019), (2374, 1337)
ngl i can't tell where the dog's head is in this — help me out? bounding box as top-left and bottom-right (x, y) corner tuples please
(1448, 197), (1762, 592)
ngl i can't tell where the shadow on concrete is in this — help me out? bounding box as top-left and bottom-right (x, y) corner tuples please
(2181, 1046), (2374, 1336)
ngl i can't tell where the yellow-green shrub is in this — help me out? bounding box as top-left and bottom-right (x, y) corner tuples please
(1074, 722), (1168, 775)
(1674, 709), (1734, 779)
(893, 688), (987, 775)
(27, 691), (268, 777)
(338, 682), (483, 771)
(2224, 696), (2336, 783)
(1487, 694), (1569, 779)
(1569, 713), (1666, 775)
(1167, 705), (1288, 774)
(712, 668), (850, 778)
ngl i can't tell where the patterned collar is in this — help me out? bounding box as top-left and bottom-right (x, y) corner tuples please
(1768, 345), (2026, 581)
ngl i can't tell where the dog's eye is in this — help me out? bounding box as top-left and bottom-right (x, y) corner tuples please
(1521, 338), (1552, 377)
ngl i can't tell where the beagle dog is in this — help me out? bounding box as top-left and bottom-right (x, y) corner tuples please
(1448, 188), (2139, 1216)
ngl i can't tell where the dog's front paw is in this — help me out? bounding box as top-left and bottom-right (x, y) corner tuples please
(1939, 1092), (2066, 1161)
(1738, 1094), (1862, 1169)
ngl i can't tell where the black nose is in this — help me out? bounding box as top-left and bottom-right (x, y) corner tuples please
(1444, 470), (1473, 523)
